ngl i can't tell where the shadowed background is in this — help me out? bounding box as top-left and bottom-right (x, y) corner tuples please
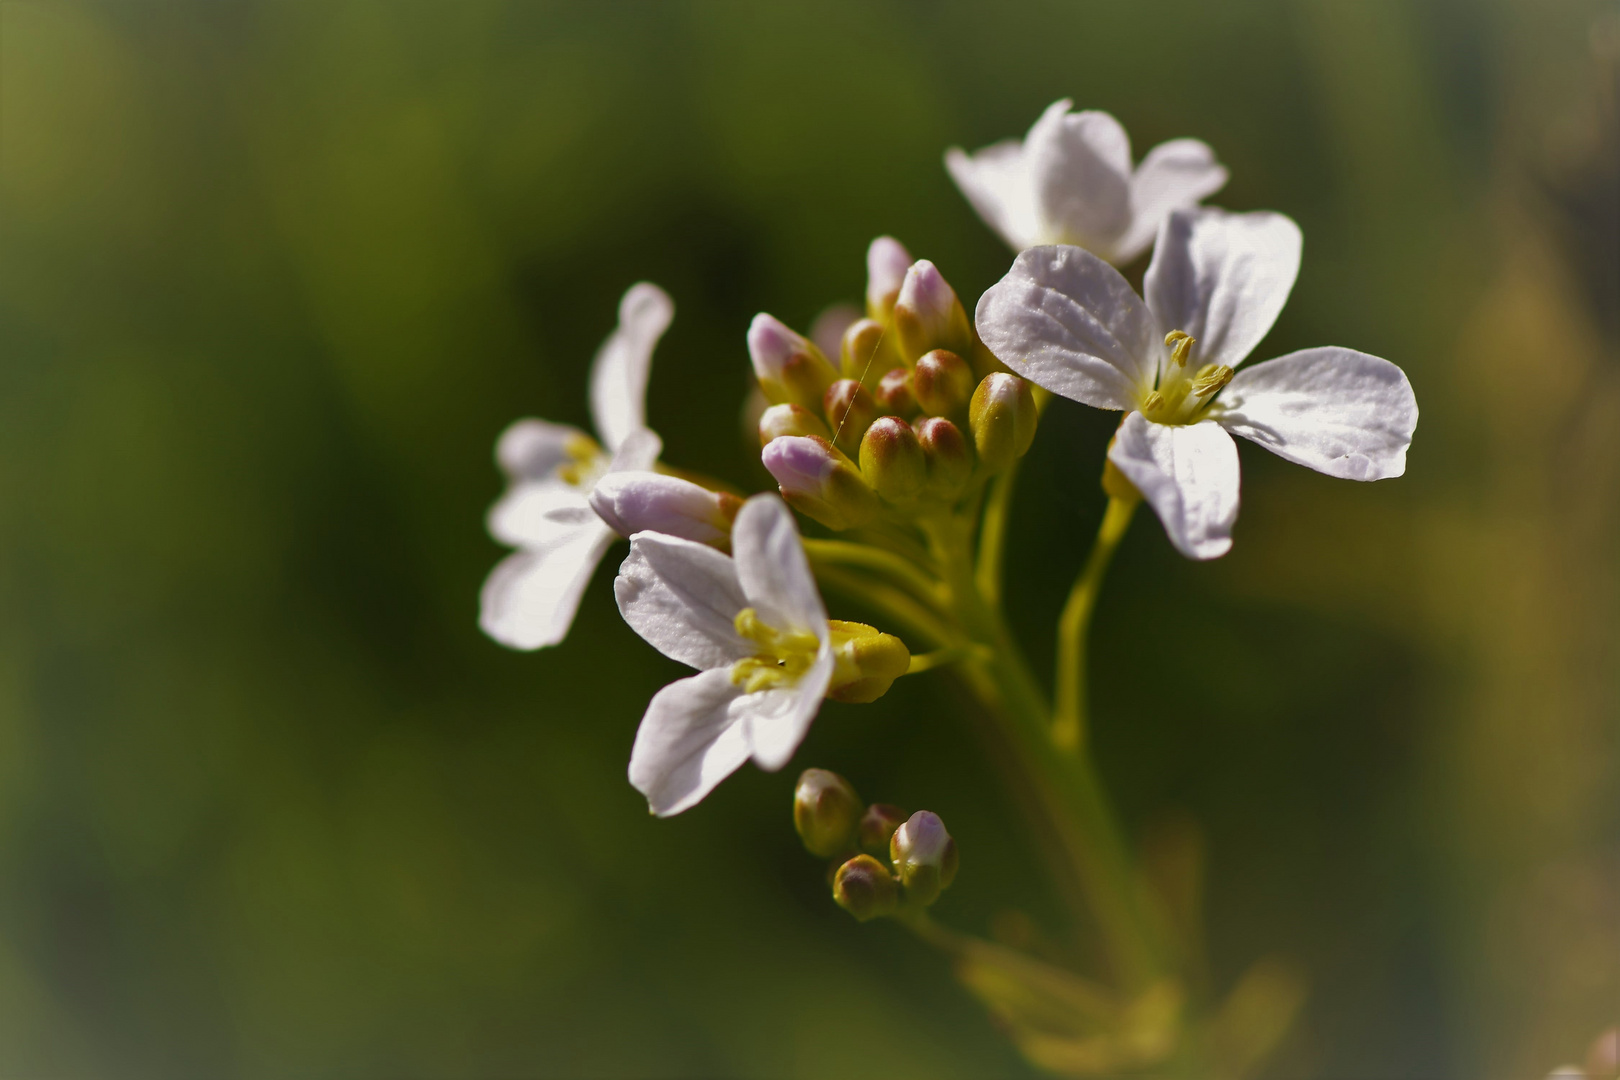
(1, 0), (1616, 1076)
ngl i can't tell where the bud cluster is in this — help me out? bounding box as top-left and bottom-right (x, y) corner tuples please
(791, 769), (959, 921)
(752, 239), (1040, 531)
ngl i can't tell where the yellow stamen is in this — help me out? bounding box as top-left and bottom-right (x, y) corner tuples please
(556, 434), (606, 486)
(1164, 330), (1196, 368)
(1189, 364), (1234, 398)
(730, 608), (820, 693)
(1142, 391), (1165, 415)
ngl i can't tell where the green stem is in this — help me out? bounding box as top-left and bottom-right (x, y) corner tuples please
(905, 644), (989, 674)
(802, 538), (943, 609)
(1052, 496), (1138, 753)
(974, 463), (1019, 607)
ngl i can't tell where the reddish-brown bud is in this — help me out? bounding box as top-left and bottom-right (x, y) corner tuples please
(822, 379), (878, 456)
(914, 417), (973, 499)
(859, 416), (926, 503)
(875, 367), (917, 416)
(912, 349), (975, 419)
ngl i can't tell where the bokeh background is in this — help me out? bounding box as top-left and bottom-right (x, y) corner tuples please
(2, 1), (1616, 1076)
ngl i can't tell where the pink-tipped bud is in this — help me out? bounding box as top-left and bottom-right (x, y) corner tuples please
(914, 417), (973, 500)
(761, 435), (880, 531)
(890, 810), (959, 907)
(858, 804), (907, 855)
(875, 367), (917, 417)
(893, 260), (972, 363)
(588, 471), (741, 547)
(859, 416), (926, 503)
(833, 854), (900, 921)
(969, 373), (1038, 471)
(840, 318), (896, 389)
(912, 349), (975, 419)
(865, 236), (913, 320)
(793, 769), (863, 858)
(748, 313), (841, 408)
(759, 403), (831, 446)
(822, 379), (878, 455)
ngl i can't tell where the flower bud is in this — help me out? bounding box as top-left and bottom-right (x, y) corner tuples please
(969, 373), (1038, 470)
(832, 854), (900, 921)
(892, 260), (973, 363)
(914, 417), (973, 500)
(890, 810), (959, 907)
(840, 318), (896, 389)
(810, 303), (859, 364)
(912, 349), (975, 419)
(858, 803), (907, 855)
(588, 471), (741, 547)
(822, 379), (877, 456)
(761, 435), (880, 531)
(858, 416), (926, 503)
(759, 403), (831, 446)
(827, 620), (911, 703)
(748, 313), (841, 408)
(875, 367), (917, 416)
(865, 235), (913, 320)
(793, 768), (862, 858)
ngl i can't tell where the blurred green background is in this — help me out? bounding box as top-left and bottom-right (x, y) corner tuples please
(1, 0), (1615, 1076)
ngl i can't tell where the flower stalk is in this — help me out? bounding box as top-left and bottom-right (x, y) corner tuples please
(1053, 494), (1139, 753)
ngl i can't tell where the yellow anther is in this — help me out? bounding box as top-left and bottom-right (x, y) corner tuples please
(1163, 329), (1196, 368)
(1189, 364), (1235, 398)
(556, 434), (606, 486)
(731, 608), (820, 692)
(1142, 390), (1165, 415)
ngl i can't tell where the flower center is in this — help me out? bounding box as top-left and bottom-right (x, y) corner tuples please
(730, 608), (821, 693)
(1140, 331), (1233, 425)
(557, 434), (609, 489)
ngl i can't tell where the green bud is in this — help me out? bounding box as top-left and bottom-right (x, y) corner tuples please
(890, 810), (959, 907)
(827, 620), (911, 703)
(793, 769), (863, 858)
(840, 318), (897, 390)
(833, 854), (900, 921)
(968, 373), (1038, 471)
(858, 803), (907, 856)
(858, 416), (926, 503)
(912, 349), (975, 419)
(749, 314), (840, 408)
(914, 417), (973, 500)
(822, 379), (877, 456)
(760, 436), (881, 531)
(874, 367), (917, 417)
(759, 403), (831, 447)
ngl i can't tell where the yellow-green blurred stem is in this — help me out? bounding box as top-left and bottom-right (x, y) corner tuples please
(1052, 496), (1138, 753)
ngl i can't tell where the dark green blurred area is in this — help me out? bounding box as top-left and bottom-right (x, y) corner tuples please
(1, 0), (1616, 1076)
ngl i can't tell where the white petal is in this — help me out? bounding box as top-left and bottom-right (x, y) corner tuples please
(975, 245), (1160, 410)
(743, 647), (834, 772)
(1113, 138), (1228, 264)
(945, 140), (1038, 251)
(478, 522), (614, 650)
(487, 480), (598, 549)
(1027, 106), (1134, 255)
(495, 419), (592, 481)
(1108, 414), (1240, 560)
(730, 495), (827, 638)
(589, 470), (733, 545)
(629, 669), (753, 817)
(614, 532), (751, 670)
(589, 282), (673, 453)
(1143, 209), (1301, 371)
(1215, 347), (1418, 480)
(607, 427), (662, 473)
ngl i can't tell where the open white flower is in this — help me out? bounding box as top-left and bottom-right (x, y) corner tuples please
(976, 208), (1418, 559)
(480, 283), (672, 649)
(946, 99), (1228, 265)
(616, 495), (835, 816)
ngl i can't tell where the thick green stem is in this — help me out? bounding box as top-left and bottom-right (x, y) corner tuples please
(974, 463), (1019, 607)
(1052, 496), (1138, 753)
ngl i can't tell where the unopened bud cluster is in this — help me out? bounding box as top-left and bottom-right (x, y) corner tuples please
(752, 238), (1040, 531)
(792, 768), (959, 921)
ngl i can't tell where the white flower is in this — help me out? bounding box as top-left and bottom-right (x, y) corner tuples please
(945, 99), (1228, 265)
(616, 495), (835, 816)
(976, 208), (1418, 560)
(480, 283), (672, 649)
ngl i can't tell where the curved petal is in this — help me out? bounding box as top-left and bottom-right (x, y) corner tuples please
(590, 282), (673, 453)
(975, 245), (1160, 410)
(607, 427), (662, 473)
(945, 140), (1037, 251)
(1028, 106), (1134, 255)
(488, 479), (598, 549)
(495, 419), (592, 482)
(478, 522), (614, 650)
(614, 532), (751, 670)
(1143, 209), (1301, 371)
(1113, 138), (1229, 264)
(744, 647), (834, 772)
(731, 495), (827, 639)
(629, 669), (753, 817)
(1215, 347), (1418, 480)
(1108, 414), (1240, 560)
(589, 471), (734, 545)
